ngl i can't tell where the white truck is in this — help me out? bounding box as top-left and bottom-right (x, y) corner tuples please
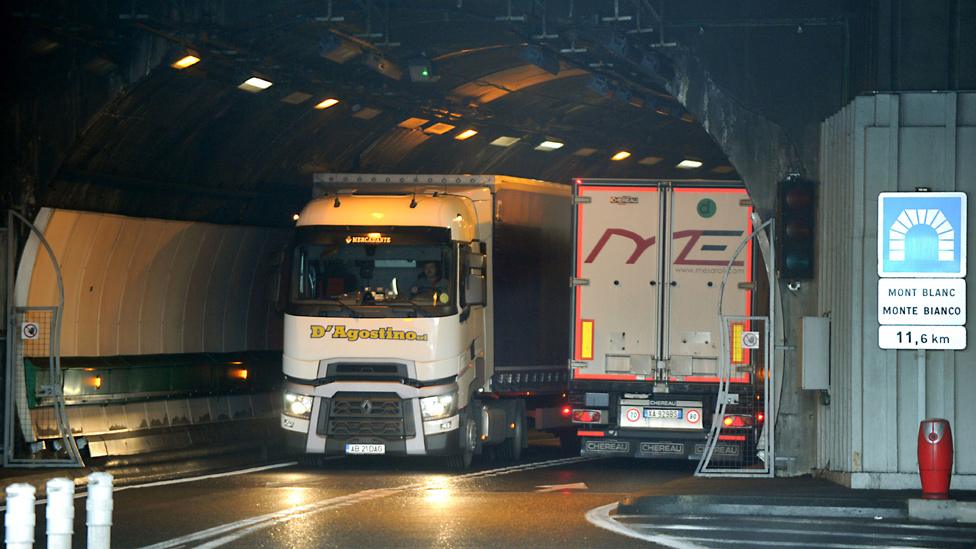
(568, 179), (763, 463)
(280, 174), (572, 468)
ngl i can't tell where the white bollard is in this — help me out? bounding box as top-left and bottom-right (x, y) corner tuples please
(45, 478), (75, 549)
(85, 473), (113, 549)
(4, 483), (36, 549)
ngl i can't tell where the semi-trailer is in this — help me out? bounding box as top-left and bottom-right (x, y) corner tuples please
(568, 179), (764, 464)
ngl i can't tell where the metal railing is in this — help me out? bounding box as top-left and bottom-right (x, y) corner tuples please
(3, 210), (83, 467)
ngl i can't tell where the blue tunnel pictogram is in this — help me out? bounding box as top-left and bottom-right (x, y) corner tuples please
(887, 208), (954, 263)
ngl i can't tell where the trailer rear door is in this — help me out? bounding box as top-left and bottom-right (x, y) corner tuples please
(573, 184), (662, 381)
(572, 181), (752, 383)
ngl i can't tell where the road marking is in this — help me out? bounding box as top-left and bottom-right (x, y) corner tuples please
(0, 461), (300, 511)
(535, 482), (588, 492)
(145, 456), (594, 548)
(584, 502), (706, 549)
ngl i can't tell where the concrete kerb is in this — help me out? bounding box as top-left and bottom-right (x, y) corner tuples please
(617, 494), (908, 520)
(908, 498), (976, 524)
(619, 494), (976, 524)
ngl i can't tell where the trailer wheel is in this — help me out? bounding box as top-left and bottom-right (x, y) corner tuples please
(499, 400), (525, 462)
(447, 413), (477, 470)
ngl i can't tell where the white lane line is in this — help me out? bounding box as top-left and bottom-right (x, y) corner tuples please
(0, 461), (300, 511)
(584, 502), (706, 549)
(144, 456), (596, 549)
(113, 461), (301, 492)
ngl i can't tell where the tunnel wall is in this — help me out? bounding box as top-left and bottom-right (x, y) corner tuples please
(818, 92), (976, 489)
(16, 208), (289, 356)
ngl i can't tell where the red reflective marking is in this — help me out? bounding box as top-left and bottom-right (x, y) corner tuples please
(745, 204), (753, 318)
(574, 369), (639, 381)
(575, 197), (584, 360)
(669, 373), (751, 384)
(673, 187), (747, 194)
(577, 430), (605, 437)
(577, 186), (660, 193)
(719, 435), (747, 442)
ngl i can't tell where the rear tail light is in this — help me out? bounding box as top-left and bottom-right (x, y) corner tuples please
(721, 414), (754, 428)
(560, 406), (572, 417)
(572, 409), (602, 423)
(756, 412), (765, 423)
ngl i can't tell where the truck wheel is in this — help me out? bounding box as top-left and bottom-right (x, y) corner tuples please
(447, 413), (477, 470)
(500, 400), (525, 462)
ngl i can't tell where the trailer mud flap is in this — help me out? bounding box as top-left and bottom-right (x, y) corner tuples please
(580, 438), (741, 459)
(580, 438), (632, 456)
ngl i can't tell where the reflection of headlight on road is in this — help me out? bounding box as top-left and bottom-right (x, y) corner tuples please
(283, 392), (313, 419)
(420, 392), (457, 420)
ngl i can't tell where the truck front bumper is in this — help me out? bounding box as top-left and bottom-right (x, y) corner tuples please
(280, 399), (462, 456)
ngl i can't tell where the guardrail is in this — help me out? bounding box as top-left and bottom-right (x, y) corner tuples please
(4, 473), (113, 549)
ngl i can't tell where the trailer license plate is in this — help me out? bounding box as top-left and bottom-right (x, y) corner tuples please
(345, 444), (385, 455)
(644, 408), (682, 419)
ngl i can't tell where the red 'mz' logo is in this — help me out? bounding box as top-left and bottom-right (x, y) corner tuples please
(585, 228), (744, 266)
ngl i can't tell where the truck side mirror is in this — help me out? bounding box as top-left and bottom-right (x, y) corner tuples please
(465, 272), (486, 306)
(464, 252), (487, 306)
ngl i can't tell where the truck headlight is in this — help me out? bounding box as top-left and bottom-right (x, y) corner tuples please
(283, 392), (313, 419)
(420, 392), (457, 421)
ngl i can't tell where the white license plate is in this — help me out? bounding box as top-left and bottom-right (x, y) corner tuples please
(644, 408), (681, 419)
(345, 443), (385, 455)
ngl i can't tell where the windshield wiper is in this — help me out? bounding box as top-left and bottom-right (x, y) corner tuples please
(320, 298), (361, 318)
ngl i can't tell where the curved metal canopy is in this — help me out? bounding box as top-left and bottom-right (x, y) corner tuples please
(37, 2), (738, 226)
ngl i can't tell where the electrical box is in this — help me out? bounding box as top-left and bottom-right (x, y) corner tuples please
(800, 316), (830, 390)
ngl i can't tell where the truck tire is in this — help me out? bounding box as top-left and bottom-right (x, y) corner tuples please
(447, 412), (478, 470)
(498, 400), (525, 462)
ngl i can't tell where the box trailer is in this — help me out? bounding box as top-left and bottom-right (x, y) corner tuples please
(280, 174), (572, 468)
(569, 179), (763, 462)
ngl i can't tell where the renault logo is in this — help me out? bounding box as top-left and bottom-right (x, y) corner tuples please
(361, 400), (373, 414)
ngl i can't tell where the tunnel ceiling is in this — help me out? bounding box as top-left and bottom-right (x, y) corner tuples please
(20, 1), (747, 227)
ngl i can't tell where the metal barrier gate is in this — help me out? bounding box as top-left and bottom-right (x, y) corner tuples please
(3, 210), (83, 467)
(696, 217), (775, 477)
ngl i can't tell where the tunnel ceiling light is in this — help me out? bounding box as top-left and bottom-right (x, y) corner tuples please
(638, 156), (663, 165)
(281, 92), (312, 105)
(424, 122), (456, 135)
(534, 140), (564, 151)
(314, 98), (340, 110)
(676, 159), (704, 169)
(573, 147), (597, 157)
(611, 151), (632, 161)
(170, 54), (200, 70)
(398, 117), (429, 129)
(489, 136), (520, 147)
(454, 129), (478, 140)
(238, 77), (273, 93)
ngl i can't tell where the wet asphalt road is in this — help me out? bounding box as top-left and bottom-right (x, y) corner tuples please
(99, 441), (675, 548)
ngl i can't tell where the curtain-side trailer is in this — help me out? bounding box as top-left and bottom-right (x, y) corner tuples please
(569, 179), (763, 462)
(280, 174), (572, 468)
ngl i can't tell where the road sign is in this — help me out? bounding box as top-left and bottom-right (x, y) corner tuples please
(879, 326), (966, 350)
(878, 279), (965, 325)
(878, 192), (967, 278)
(21, 322), (39, 340)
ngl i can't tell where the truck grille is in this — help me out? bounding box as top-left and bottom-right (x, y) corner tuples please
(331, 395), (401, 417)
(319, 394), (415, 439)
(328, 419), (404, 437)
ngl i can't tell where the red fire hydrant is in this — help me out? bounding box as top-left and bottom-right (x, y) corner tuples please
(917, 419), (953, 499)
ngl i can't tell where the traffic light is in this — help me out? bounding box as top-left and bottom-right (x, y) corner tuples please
(776, 177), (817, 280)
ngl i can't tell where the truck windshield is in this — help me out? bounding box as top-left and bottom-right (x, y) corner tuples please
(288, 226), (456, 318)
